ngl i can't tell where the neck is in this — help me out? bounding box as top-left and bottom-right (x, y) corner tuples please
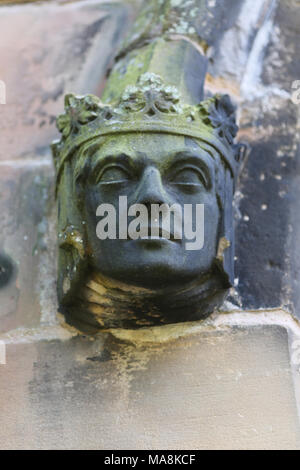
(62, 268), (228, 333)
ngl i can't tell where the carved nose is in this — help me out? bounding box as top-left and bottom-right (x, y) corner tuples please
(135, 166), (168, 206)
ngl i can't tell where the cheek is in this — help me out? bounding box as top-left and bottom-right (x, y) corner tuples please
(205, 194), (219, 216)
(203, 194), (220, 237)
(83, 187), (103, 218)
(188, 190), (219, 220)
(81, 191), (100, 243)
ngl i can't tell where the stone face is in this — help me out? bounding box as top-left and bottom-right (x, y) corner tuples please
(53, 0), (244, 330)
(54, 71), (240, 330)
(0, 325), (299, 449)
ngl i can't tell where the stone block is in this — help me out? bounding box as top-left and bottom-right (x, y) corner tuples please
(0, 161), (57, 332)
(0, 325), (299, 449)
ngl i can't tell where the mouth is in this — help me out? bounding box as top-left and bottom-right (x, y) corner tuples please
(137, 226), (181, 243)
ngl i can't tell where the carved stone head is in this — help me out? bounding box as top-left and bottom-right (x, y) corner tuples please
(52, 73), (243, 331)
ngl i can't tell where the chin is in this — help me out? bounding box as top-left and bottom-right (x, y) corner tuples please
(96, 257), (205, 290)
(90, 237), (215, 289)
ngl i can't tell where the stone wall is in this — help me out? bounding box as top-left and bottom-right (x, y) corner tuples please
(0, 0), (299, 449)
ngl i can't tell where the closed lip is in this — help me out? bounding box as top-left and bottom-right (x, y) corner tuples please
(137, 225), (181, 243)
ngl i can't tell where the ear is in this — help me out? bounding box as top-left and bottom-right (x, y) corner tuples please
(56, 160), (89, 305)
(233, 141), (250, 187)
(73, 158), (91, 212)
(214, 164), (235, 287)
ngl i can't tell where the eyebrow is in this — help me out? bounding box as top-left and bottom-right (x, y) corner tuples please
(88, 148), (214, 187)
(90, 152), (138, 178)
(167, 149), (213, 166)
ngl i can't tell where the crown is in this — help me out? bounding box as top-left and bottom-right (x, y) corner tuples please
(52, 73), (240, 185)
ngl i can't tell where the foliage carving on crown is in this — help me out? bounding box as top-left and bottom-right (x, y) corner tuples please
(55, 73), (238, 146)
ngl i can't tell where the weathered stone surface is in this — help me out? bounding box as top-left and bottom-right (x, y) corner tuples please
(0, 161), (57, 332)
(0, 0), (132, 161)
(236, 98), (300, 311)
(118, 0), (244, 58)
(232, 0), (300, 315)
(0, 325), (299, 449)
(201, 0), (300, 316)
(0, 0), (47, 4)
(262, 0), (300, 93)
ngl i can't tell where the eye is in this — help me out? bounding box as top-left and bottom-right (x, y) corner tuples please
(97, 164), (130, 185)
(170, 166), (207, 188)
